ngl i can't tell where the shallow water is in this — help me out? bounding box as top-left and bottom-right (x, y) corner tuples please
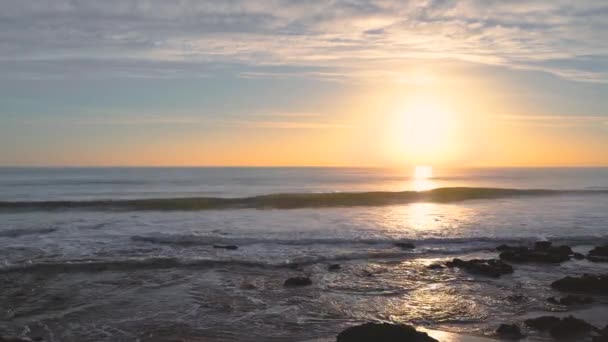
(1, 167), (608, 341)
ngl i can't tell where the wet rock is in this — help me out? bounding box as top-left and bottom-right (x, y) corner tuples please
(592, 336), (608, 342)
(213, 244), (238, 250)
(496, 324), (525, 339)
(240, 283), (257, 290)
(283, 276), (312, 287)
(573, 252), (585, 260)
(588, 245), (608, 262)
(498, 241), (573, 263)
(328, 264), (341, 271)
(446, 258), (513, 277)
(549, 316), (596, 339)
(524, 316), (561, 331)
(426, 263), (444, 270)
(336, 322), (438, 342)
(395, 242), (415, 250)
(547, 295), (593, 305)
(506, 294), (526, 302)
(0, 337), (33, 342)
(551, 274), (608, 294)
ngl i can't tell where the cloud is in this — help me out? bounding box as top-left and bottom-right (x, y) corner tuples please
(0, 0), (607, 82)
(498, 114), (608, 127)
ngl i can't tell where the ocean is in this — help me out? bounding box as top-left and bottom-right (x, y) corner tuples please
(1, 167), (608, 341)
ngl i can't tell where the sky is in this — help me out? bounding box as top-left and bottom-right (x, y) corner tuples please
(1, 0), (607, 167)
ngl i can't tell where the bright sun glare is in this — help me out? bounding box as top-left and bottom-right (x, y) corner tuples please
(414, 165), (433, 179)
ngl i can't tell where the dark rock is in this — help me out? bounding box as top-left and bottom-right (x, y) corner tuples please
(395, 242), (415, 250)
(498, 242), (573, 263)
(240, 283), (257, 290)
(588, 245), (608, 262)
(446, 258), (513, 277)
(506, 294), (526, 302)
(213, 244), (238, 250)
(524, 316), (561, 331)
(535, 241), (552, 250)
(328, 264), (341, 271)
(551, 274), (608, 294)
(549, 316), (596, 338)
(426, 263), (444, 270)
(600, 325), (608, 336)
(573, 252), (585, 260)
(496, 324), (525, 339)
(0, 337), (33, 342)
(336, 322), (438, 342)
(284, 276), (312, 287)
(592, 336), (608, 342)
(547, 295), (593, 305)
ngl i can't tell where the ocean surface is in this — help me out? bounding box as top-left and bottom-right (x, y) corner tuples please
(1, 167), (608, 341)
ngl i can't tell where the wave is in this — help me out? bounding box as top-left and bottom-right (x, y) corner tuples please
(0, 227), (57, 238)
(1, 187), (607, 211)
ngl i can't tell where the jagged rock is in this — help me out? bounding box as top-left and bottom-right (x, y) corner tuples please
(336, 322), (438, 342)
(549, 316), (596, 338)
(496, 324), (525, 339)
(283, 276), (312, 287)
(573, 252), (586, 260)
(547, 295), (593, 305)
(328, 264), (341, 271)
(588, 245), (608, 262)
(446, 258), (513, 277)
(524, 316), (562, 331)
(551, 274), (608, 294)
(213, 244), (238, 250)
(395, 242), (415, 250)
(498, 241), (573, 263)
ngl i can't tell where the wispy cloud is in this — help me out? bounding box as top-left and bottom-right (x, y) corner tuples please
(498, 114), (608, 127)
(0, 0), (607, 82)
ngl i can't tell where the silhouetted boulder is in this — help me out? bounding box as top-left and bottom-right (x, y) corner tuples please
(498, 242), (573, 263)
(574, 252), (585, 260)
(547, 295), (593, 305)
(284, 276), (312, 287)
(524, 316), (561, 331)
(588, 245), (608, 262)
(496, 324), (525, 339)
(336, 322), (438, 342)
(213, 244), (238, 250)
(328, 264), (341, 271)
(395, 242), (415, 250)
(549, 316), (596, 338)
(446, 258), (513, 277)
(551, 274), (608, 294)
(426, 263), (444, 270)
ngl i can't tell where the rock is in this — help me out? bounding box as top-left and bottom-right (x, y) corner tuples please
(547, 295), (593, 305)
(498, 242), (573, 263)
(213, 244), (238, 250)
(549, 316), (596, 338)
(240, 283), (257, 290)
(506, 294), (526, 302)
(524, 316), (561, 331)
(0, 337), (33, 342)
(328, 264), (341, 271)
(426, 263), (444, 270)
(574, 252), (585, 260)
(551, 274), (608, 294)
(588, 245), (608, 262)
(496, 324), (525, 339)
(395, 242), (415, 250)
(336, 322), (438, 342)
(525, 316), (597, 338)
(593, 336), (608, 342)
(446, 258), (513, 277)
(283, 276), (312, 287)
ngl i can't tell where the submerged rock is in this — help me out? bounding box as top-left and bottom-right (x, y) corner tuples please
(213, 244), (238, 250)
(283, 276), (312, 287)
(551, 274), (608, 294)
(498, 241), (573, 263)
(524, 315), (596, 338)
(547, 295), (593, 305)
(496, 324), (525, 339)
(588, 245), (608, 262)
(524, 316), (561, 331)
(328, 264), (341, 271)
(426, 263), (444, 270)
(549, 316), (596, 338)
(395, 242), (415, 250)
(446, 258), (513, 277)
(336, 322), (438, 342)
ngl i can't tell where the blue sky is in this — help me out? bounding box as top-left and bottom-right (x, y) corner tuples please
(1, 0), (607, 166)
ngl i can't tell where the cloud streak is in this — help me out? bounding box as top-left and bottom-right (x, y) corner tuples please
(1, 0), (607, 82)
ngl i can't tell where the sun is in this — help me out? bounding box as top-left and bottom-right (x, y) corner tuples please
(414, 165), (433, 179)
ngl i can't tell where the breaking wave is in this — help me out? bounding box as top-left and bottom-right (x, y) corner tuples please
(1, 187), (607, 211)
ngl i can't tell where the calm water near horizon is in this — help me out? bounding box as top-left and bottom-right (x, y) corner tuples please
(1, 167), (608, 341)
